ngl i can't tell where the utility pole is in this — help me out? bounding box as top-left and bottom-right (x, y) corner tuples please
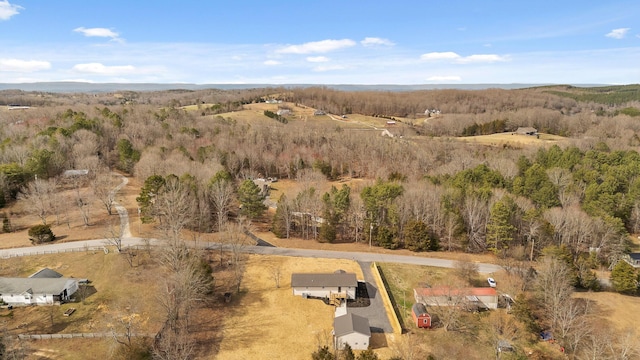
(369, 224), (373, 248)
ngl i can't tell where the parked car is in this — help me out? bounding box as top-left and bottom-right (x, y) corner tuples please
(487, 277), (497, 288)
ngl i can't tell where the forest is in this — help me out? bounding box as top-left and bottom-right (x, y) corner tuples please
(2, 84), (640, 359)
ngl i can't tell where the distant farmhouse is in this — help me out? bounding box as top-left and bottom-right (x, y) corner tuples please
(514, 127), (538, 136)
(0, 268), (79, 306)
(276, 109), (291, 116)
(624, 253), (640, 268)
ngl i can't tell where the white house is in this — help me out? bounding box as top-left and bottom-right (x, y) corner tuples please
(291, 272), (357, 300)
(334, 312), (371, 350)
(0, 268), (79, 306)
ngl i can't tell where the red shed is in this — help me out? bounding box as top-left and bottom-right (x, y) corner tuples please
(412, 303), (431, 328)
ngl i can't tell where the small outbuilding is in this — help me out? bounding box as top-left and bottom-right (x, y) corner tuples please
(334, 312), (371, 350)
(515, 127), (538, 136)
(411, 302), (432, 328)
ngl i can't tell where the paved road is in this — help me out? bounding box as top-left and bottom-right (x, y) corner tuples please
(1, 237), (502, 274)
(1, 173), (504, 277)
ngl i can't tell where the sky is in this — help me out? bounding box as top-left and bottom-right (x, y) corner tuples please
(0, 0), (639, 85)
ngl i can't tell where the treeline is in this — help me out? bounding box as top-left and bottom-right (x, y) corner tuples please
(461, 118), (508, 136)
(285, 86), (579, 117)
(543, 84), (640, 106)
(263, 110), (288, 124)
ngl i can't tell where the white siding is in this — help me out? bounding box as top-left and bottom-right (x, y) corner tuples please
(336, 332), (369, 350)
(292, 286), (356, 300)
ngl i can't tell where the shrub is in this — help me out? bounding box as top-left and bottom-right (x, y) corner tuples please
(28, 224), (55, 244)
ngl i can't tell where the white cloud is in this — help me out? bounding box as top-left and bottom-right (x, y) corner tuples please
(264, 60), (281, 66)
(420, 52), (462, 61)
(74, 27), (120, 40)
(306, 56), (329, 63)
(0, 1), (22, 20)
(361, 37), (394, 47)
(456, 54), (507, 63)
(0, 58), (51, 72)
(72, 63), (135, 75)
(277, 39), (356, 54)
(313, 65), (346, 72)
(420, 52), (507, 63)
(427, 75), (462, 82)
(606, 28), (630, 39)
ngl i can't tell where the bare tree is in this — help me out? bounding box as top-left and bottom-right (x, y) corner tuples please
(104, 220), (125, 254)
(17, 177), (53, 225)
(92, 171), (120, 215)
(391, 332), (426, 360)
(610, 327), (640, 360)
(461, 194), (489, 252)
(154, 176), (195, 241)
(453, 257), (479, 285)
(209, 179), (234, 232)
(224, 221), (252, 293)
(272, 265), (282, 289)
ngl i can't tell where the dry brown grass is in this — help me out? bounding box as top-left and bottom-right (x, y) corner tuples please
(452, 132), (566, 148)
(573, 291), (640, 332)
(0, 174), (146, 249)
(214, 255), (368, 359)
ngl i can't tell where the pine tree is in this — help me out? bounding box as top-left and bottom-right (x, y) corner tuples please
(486, 196), (516, 255)
(610, 260), (638, 294)
(237, 179), (266, 219)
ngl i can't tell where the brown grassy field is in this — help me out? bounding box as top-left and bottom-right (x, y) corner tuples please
(0, 249), (401, 359)
(452, 132), (567, 148)
(0, 250), (164, 359)
(212, 255), (395, 359)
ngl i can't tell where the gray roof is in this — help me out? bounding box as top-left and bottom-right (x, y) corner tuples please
(291, 273), (357, 288)
(629, 253), (640, 261)
(0, 278), (76, 295)
(334, 313), (371, 338)
(412, 302), (428, 316)
(29, 268), (64, 279)
(63, 169), (89, 177)
(515, 127), (538, 134)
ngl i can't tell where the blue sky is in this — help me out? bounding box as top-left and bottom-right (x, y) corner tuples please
(1, 0), (639, 84)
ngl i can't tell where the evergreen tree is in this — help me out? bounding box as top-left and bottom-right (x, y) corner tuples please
(136, 175), (166, 223)
(610, 260), (638, 294)
(486, 196), (517, 255)
(402, 219), (436, 251)
(360, 180), (403, 237)
(272, 194), (290, 238)
(238, 179), (266, 219)
(311, 345), (335, 360)
(342, 344), (355, 360)
(320, 185), (351, 243)
(356, 349), (379, 360)
(116, 138), (141, 173)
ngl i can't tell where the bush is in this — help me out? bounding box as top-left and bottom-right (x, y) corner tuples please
(28, 224), (55, 244)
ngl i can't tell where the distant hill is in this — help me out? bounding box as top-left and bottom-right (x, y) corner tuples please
(0, 82), (609, 93)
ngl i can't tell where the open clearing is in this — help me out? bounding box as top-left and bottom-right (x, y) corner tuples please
(0, 249), (401, 359)
(452, 132), (566, 148)
(214, 255), (386, 359)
